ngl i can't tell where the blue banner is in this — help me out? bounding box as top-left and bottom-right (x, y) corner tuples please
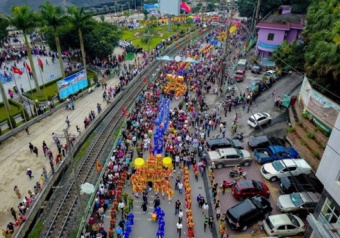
(57, 70), (88, 99)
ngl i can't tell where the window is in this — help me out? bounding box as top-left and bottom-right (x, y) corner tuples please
(267, 33), (274, 41)
(321, 198), (340, 224)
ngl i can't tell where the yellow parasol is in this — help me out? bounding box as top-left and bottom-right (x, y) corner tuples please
(134, 158), (145, 168)
(163, 157), (172, 167)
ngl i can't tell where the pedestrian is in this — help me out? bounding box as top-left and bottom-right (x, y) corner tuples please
(153, 196), (161, 209)
(202, 202), (209, 216)
(14, 186), (21, 199)
(219, 224), (226, 238)
(33, 146), (38, 157)
(20, 85), (24, 94)
(65, 116), (70, 127)
(222, 180), (227, 195)
(118, 200), (125, 219)
(199, 196), (205, 208)
(176, 220), (182, 238)
(141, 201), (147, 213)
(204, 216), (209, 232)
(208, 215), (214, 229)
(10, 207), (17, 220)
(216, 207), (221, 220)
(25, 126), (29, 135)
(76, 125), (81, 135)
(40, 174), (45, 185)
(26, 168), (34, 179)
(42, 167), (48, 181)
(177, 181), (183, 194)
(175, 200), (181, 215)
(29, 143), (34, 153)
(178, 209), (183, 223)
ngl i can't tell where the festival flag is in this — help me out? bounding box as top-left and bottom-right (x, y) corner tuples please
(143, 77), (147, 84)
(38, 57), (44, 71)
(12, 66), (23, 75)
(24, 62), (31, 72)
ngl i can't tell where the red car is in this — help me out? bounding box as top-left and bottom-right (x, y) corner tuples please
(231, 180), (270, 200)
(234, 69), (245, 82)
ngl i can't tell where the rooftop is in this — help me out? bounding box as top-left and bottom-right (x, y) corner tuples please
(256, 13), (305, 30)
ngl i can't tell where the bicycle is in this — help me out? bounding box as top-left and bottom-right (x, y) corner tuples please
(251, 221), (263, 236)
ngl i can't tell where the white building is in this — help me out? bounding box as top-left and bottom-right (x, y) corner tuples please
(306, 112), (340, 237)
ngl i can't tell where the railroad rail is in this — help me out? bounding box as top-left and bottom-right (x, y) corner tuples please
(37, 27), (215, 238)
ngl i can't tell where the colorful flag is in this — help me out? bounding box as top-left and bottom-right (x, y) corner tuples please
(122, 107), (129, 117)
(38, 57), (44, 71)
(143, 77), (147, 84)
(12, 66), (23, 75)
(24, 62), (31, 72)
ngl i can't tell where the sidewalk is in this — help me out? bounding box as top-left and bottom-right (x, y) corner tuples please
(0, 58), (139, 231)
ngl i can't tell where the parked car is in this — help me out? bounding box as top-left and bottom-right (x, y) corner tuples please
(246, 79), (266, 92)
(208, 148), (252, 169)
(279, 174), (323, 194)
(251, 64), (262, 74)
(262, 213), (305, 236)
(253, 146), (299, 164)
(231, 180), (270, 200)
(248, 135), (286, 150)
(247, 112), (271, 128)
(264, 70), (280, 81)
(226, 195), (272, 231)
(277, 192), (321, 216)
(206, 138), (243, 151)
(234, 69), (245, 82)
(261, 159), (312, 182)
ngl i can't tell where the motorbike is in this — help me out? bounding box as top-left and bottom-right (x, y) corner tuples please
(226, 86), (235, 96)
(229, 167), (247, 179)
(233, 132), (244, 141)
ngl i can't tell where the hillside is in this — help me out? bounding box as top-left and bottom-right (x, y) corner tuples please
(0, 0), (115, 15)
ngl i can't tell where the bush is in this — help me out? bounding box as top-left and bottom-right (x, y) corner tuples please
(287, 127), (295, 132)
(307, 132), (315, 139)
(7, 115), (16, 129)
(21, 109), (30, 122)
(300, 140), (307, 145)
(296, 121), (302, 126)
(302, 112), (310, 119)
(312, 150), (320, 159)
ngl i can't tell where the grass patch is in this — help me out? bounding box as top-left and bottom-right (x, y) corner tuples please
(121, 23), (194, 50)
(74, 133), (96, 163)
(0, 100), (22, 122)
(28, 221), (44, 238)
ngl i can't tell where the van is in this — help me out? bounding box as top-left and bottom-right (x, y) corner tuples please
(237, 59), (248, 70)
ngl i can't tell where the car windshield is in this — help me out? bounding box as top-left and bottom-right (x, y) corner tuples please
(228, 139), (235, 147)
(272, 161), (285, 171)
(253, 181), (263, 190)
(265, 217), (274, 229)
(249, 117), (256, 123)
(236, 149), (243, 157)
(290, 193), (304, 207)
(288, 213), (299, 227)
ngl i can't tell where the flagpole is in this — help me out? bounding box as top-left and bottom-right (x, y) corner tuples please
(38, 65), (48, 103)
(24, 65), (36, 117)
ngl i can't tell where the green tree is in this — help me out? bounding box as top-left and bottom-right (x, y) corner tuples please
(207, 3), (215, 12)
(83, 22), (120, 59)
(10, 5), (41, 96)
(303, 0), (340, 99)
(39, 2), (66, 78)
(271, 40), (305, 71)
(0, 15), (10, 111)
(67, 6), (92, 73)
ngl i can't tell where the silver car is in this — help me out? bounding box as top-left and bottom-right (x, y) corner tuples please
(277, 192), (320, 216)
(208, 148), (253, 169)
(247, 112), (272, 128)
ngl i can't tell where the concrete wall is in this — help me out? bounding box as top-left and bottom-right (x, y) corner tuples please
(286, 29), (298, 43)
(316, 113), (340, 205)
(257, 28), (285, 47)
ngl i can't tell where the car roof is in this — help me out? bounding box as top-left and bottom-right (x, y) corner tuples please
(251, 112), (268, 119)
(229, 199), (256, 217)
(268, 214), (295, 226)
(207, 138), (231, 144)
(219, 148), (237, 155)
(300, 192), (321, 202)
(238, 180), (256, 189)
(249, 135), (269, 143)
(236, 69), (245, 73)
(280, 159), (310, 168)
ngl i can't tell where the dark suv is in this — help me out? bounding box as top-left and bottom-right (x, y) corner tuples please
(279, 174), (323, 194)
(248, 135), (285, 150)
(206, 138), (243, 151)
(226, 195), (272, 231)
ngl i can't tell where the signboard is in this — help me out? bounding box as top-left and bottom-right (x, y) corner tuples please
(144, 4), (159, 15)
(57, 70), (88, 99)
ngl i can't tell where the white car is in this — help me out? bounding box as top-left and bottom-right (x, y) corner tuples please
(261, 159), (312, 182)
(277, 192), (320, 215)
(208, 148), (252, 169)
(264, 70), (280, 80)
(247, 112), (272, 128)
(262, 213), (305, 236)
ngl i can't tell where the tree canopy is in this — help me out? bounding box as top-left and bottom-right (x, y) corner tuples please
(237, 0), (310, 19)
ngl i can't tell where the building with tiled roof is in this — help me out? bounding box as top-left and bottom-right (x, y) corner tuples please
(254, 5), (305, 62)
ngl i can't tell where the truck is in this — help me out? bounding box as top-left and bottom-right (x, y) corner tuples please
(254, 146), (299, 164)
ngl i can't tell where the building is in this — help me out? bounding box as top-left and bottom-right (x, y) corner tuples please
(306, 113), (340, 237)
(255, 5), (304, 61)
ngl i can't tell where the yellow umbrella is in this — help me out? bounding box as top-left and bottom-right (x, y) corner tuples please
(163, 157), (172, 167)
(134, 158), (145, 168)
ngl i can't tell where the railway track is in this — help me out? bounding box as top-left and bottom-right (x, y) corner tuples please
(38, 27), (215, 238)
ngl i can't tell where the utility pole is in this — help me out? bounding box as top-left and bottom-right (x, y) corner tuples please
(220, 0), (235, 91)
(255, 0), (261, 27)
(64, 129), (85, 221)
